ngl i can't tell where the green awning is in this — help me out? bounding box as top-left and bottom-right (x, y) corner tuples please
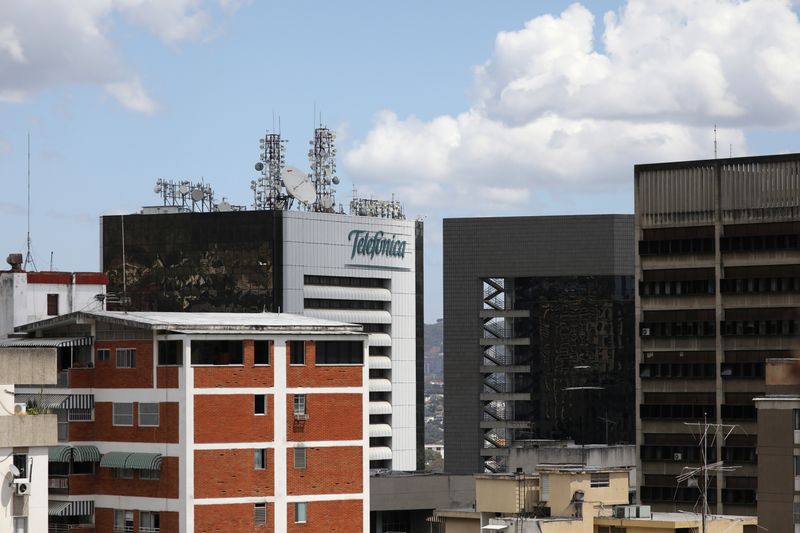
(99, 451), (162, 471)
(49, 446), (72, 463)
(125, 452), (162, 471)
(72, 445), (100, 463)
(99, 451), (130, 469)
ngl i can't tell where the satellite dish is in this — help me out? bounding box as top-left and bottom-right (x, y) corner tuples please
(255, 162), (264, 172)
(191, 188), (205, 202)
(9, 464), (20, 477)
(154, 184), (162, 194)
(179, 184), (190, 195)
(332, 176), (340, 185)
(217, 201), (232, 212)
(281, 166), (316, 205)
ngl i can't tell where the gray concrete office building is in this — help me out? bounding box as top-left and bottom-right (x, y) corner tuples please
(443, 215), (636, 475)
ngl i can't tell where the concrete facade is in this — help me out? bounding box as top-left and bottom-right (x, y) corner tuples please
(443, 215), (635, 475)
(634, 154), (800, 515)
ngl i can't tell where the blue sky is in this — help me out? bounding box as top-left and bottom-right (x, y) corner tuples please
(2, 0), (800, 321)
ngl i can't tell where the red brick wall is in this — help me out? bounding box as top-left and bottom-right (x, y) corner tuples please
(71, 340), (154, 388)
(286, 446), (362, 495)
(69, 402), (179, 443)
(69, 457), (178, 499)
(195, 503), (274, 533)
(287, 393), (362, 441)
(157, 366), (180, 388)
(286, 341), (363, 388)
(194, 340), (274, 388)
(194, 449), (274, 498)
(195, 394), (274, 443)
(95, 507), (179, 533)
(287, 499), (362, 532)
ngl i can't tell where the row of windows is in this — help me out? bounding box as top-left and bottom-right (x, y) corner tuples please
(640, 280), (715, 297)
(157, 339), (362, 366)
(641, 486), (715, 503)
(304, 274), (387, 288)
(252, 448), (307, 469)
(114, 510), (159, 532)
(639, 363), (715, 379)
(721, 277), (800, 294)
(112, 403), (159, 427)
(254, 394), (307, 417)
(112, 468), (160, 480)
(640, 404), (714, 420)
(639, 238), (715, 256)
(721, 320), (798, 336)
(720, 233), (800, 252)
(640, 445), (714, 462)
(640, 322), (715, 337)
(253, 502), (307, 525)
(304, 298), (387, 310)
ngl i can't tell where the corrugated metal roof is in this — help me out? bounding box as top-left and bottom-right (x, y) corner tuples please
(303, 309), (392, 325)
(72, 445), (100, 463)
(304, 284), (392, 302)
(48, 446), (71, 463)
(0, 336), (92, 347)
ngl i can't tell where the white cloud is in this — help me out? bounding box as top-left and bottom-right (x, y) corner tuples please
(0, 0), (239, 112)
(344, 0), (798, 213)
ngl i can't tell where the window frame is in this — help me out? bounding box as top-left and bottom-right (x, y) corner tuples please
(139, 510), (160, 532)
(112, 402), (134, 427)
(138, 402), (160, 427)
(140, 468), (160, 480)
(112, 468), (134, 480)
(254, 340), (271, 366)
(113, 509), (134, 532)
(294, 502), (307, 523)
(97, 348), (110, 362)
(115, 348), (136, 369)
(254, 449), (267, 470)
(254, 502), (267, 526)
(293, 394), (307, 416)
(289, 340), (306, 365)
(47, 293), (59, 316)
(254, 394), (266, 416)
(294, 447), (307, 469)
(590, 472), (610, 488)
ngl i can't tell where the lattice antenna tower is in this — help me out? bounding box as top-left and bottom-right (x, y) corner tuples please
(252, 132), (292, 210)
(306, 124), (340, 213)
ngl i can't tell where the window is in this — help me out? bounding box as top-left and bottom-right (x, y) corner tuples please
(116, 348), (136, 368)
(315, 340), (364, 365)
(795, 456), (800, 476)
(294, 447), (307, 469)
(794, 409), (800, 430)
(157, 340), (182, 365)
(294, 502), (307, 523)
(113, 468), (134, 479)
(13, 517), (27, 533)
(68, 408), (94, 422)
(293, 394), (307, 417)
(140, 468), (160, 480)
(794, 502), (800, 524)
(254, 340), (271, 365)
(140, 511), (160, 532)
(113, 510), (134, 532)
(254, 503), (267, 525)
(254, 394), (266, 415)
(97, 348), (110, 361)
(191, 340), (243, 365)
(12, 454), (27, 479)
(591, 472), (610, 488)
(254, 449), (267, 470)
(139, 403), (160, 426)
(47, 293), (59, 316)
(71, 461), (94, 475)
(289, 340), (306, 365)
(112, 402), (134, 426)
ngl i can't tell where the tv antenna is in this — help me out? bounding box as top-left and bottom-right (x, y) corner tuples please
(24, 133), (36, 271)
(676, 416), (740, 533)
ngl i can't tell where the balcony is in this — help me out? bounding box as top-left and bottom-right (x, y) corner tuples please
(0, 414), (57, 447)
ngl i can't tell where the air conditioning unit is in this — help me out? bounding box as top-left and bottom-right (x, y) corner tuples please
(14, 403), (26, 415)
(14, 481), (31, 496)
(294, 413), (309, 421)
(673, 452), (683, 461)
(641, 328), (651, 336)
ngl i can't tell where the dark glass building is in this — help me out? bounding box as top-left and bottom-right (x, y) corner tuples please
(443, 215), (635, 474)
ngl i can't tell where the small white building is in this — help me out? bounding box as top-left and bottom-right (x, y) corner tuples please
(0, 253), (107, 338)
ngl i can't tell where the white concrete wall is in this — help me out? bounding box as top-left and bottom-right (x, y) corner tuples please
(281, 211), (418, 470)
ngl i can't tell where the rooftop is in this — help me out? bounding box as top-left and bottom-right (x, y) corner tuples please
(14, 310), (363, 335)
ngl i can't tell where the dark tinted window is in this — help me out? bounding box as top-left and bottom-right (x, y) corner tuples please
(158, 340), (183, 365)
(191, 340), (243, 365)
(316, 341), (364, 365)
(289, 341), (305, 365)
(254, 341), (271, 365)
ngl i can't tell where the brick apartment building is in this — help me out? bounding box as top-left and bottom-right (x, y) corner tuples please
(10, 310), (369, 533)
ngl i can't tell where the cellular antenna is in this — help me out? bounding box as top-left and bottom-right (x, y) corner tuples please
(24, 132), (36, 272)
(713, 124), (718, 159)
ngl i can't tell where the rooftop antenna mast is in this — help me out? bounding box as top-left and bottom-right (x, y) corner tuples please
(676, 416), (740, 533)
(713, 124), (718, 159)
(251, 130), (292, 210)
(306, 115), (340, 213)
(24, 132), (36, 271)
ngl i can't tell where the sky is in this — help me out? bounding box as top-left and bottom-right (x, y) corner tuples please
(2, 0), (800, 321)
